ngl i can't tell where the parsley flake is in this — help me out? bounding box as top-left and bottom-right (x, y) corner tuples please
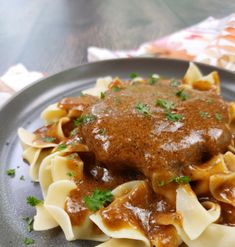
(57, 143), (67, 151)
(215, 113), (222, 122)
(23, 217), (34, 232)
(26, 196), (43, 207)
(158, 176), (191, 187)
(74, 114), (96, 126)
(7, 168), (15, 177)
(74, 116), (86, 126)
(176, 89), (188, 101)
(112, 86), (121, 92)
(166, 112), (183, 122)
(67, 153), (78, 160)
(130, 72), (138, 79)
(206, 98), (213, 104)
(70, 128), (78, 137)
(135, 102), (152, 117)
(23, 238), (35, 245)
(156, 99), (175, 110)
(20, 175), (25, 181)
(82, 114), (96, 124)
(42, 137), (56, 143)
(159, 181), (166, 187)
(171, 176), (191, 184)
(98, 128), (106, 135)
(100, 92), (105, 99)
(84, 189), (113, 211)
(199, 111), (210, 119)
(67, 172), (74, 177)
(148, 74), (159, 85)
(170, 80), (180, 87)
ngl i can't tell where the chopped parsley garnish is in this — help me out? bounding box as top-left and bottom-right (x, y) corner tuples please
(57, 143), (67, 151)
(26, 196), (43, 207)
(130, 72), (138, 79)
(112, 86), (121, 92)
(215, 113), (222, 122)
(170, 79), (180, 87)
(7, 168), (15, 177)
(170, 176), (191, 184)
(199, 111), (210, 119)
(156, 99), (183, 122)
(98, 128), (106, 135)
(82, 114), (96, 123)
(206, 98), (213, 104)
(79, 92), (85, 97)
(74, 116), (86, 126)
(20, 175), (25, 181)
(70, 128), (78, 137)
(159, 181), (166, 187)
(42, 137), (56, 143)
(23, 238), (35, 245)
(67, 172), (74, 177)
(67, 153), (78, 160)
(176, 89), (188, 101)
(84, 189), (113, 212)
(100, 92), (105, 99)
(158, 176), (191, 187)
(148, 74), (159, 85)
(156, 99), (175, 110)
(74, 114), (96, 126)
(135, 102), (152, 117)
(23, 217), (34, 232)
(166, 112), (183, 122)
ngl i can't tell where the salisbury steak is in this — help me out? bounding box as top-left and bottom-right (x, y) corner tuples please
(80, 81), (231, 189)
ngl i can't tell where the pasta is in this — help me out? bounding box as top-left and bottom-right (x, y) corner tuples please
(18, 63), (235, 247)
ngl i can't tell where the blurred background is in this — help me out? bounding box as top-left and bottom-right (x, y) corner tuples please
(1, 0), (235, 75)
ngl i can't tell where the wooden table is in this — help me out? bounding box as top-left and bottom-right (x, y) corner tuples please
(1, 0), (234, 75)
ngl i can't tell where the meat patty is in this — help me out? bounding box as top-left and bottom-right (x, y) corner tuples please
(80, 81), (231, 190)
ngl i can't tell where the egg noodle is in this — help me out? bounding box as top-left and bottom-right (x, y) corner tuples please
(18, 63), (235, 247)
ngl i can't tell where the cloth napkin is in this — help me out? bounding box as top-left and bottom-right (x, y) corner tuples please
(0, 64), (44, 107)
(1, 14), (235, 108)
(88, 14), (235, 71)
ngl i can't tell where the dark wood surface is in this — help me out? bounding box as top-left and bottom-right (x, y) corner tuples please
(1, 0), (235, 75)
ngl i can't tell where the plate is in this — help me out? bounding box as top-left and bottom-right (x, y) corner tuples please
(0, 58), (234, 247)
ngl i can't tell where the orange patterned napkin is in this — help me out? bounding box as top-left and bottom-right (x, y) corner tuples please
(1, 15), (235, 108)
(88, 14), (235, 71)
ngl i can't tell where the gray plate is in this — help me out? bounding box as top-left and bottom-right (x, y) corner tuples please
(0, 58), (234, 247)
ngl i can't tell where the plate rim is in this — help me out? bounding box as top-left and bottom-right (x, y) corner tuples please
(1, 57), (234, 112)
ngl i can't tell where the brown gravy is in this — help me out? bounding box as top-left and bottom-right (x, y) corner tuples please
(100, 181), (180, 246)
(81, 81), (231, 193)
(65, 159), (144, 226)
(32, 78), (235, 246)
